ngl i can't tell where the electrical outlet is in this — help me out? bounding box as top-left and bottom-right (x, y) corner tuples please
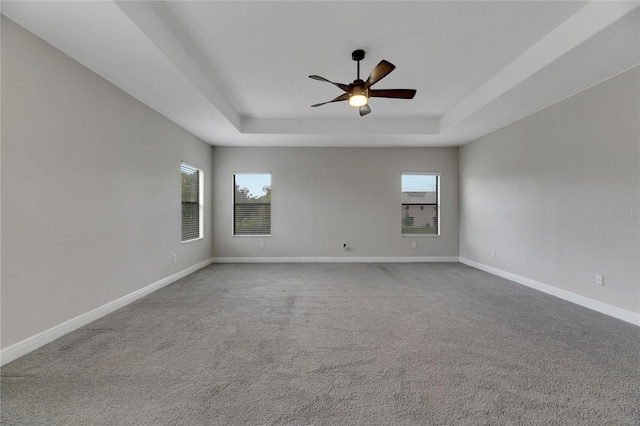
(172, 254), (177, 262)
(491, 249), (496, 257)
(411, 242), (417, 249)
(259, 242), (265, 249)
(595, 274), (604, 286)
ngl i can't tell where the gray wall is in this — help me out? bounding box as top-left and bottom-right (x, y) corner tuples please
(459, 67), (639, 314)
(212, 147), (459, 258)
(1, 17), (214, 349)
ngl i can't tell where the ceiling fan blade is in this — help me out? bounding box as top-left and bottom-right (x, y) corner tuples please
(359, 104), (371, 117)
(364, 60), (396, 89)
(368, 89), (416, 99)
(311, 93), (349, 107)
(309, 75), (350, 92)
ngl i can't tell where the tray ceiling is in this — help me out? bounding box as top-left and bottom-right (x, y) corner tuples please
(2, 1), (638, 146)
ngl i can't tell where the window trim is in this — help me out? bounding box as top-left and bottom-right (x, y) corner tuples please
(232, 172), (272, 237)
(401, 172), (440, 237)
(181, 161), (204, 244)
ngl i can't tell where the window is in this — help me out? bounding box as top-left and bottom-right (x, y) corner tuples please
(401, 173), (439, 236)
(181, 162), (204, 242)
(234, 173), (271, 236)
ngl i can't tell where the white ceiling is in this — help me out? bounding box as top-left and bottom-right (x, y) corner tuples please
(2, 1), (639, 147)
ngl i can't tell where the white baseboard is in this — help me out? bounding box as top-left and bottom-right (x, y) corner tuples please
(0, 258), (215, 366)
(212, 256), (460, 263)
(459, 257), (640, 326)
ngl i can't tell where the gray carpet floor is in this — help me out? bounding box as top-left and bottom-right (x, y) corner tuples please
(1, 263), (639, 425)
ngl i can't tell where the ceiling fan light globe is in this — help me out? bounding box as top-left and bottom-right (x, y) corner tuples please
(349, 94), (368, 107)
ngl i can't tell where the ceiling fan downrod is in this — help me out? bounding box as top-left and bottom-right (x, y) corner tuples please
(352, 49), (365, 81)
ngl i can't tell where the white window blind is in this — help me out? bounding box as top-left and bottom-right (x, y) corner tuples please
(181, 162), (203, 242)
(234, 173), (271, 235)
(401, 173), (439, 236)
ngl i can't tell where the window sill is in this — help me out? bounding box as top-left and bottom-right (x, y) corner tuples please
(181, 237), (203, 245)
(402, 234), (440, 238)
(233, 235), (272, 238)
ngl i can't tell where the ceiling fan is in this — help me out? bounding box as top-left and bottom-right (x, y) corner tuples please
(309, 49), (417, 117)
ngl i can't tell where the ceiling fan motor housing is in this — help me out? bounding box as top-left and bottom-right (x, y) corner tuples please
(349, 80), (367, 96)
(349, 81), (368, 107)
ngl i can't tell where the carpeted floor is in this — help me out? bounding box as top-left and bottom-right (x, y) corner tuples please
(1, 263), (639, 425)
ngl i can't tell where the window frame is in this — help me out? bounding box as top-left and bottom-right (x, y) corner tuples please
(232, 172), (272, 237)
(181, 161), (204, 244)
(401, 172), (440, 237)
